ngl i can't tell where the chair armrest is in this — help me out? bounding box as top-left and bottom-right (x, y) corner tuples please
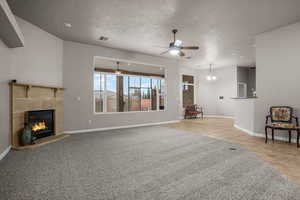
(292, 116), (299, 126)
(265, 115), (271, 125)
(195, 105), (203, 113)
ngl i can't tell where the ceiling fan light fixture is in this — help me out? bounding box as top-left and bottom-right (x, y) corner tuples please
(115, 61), (122, 75)
(115, 70), (122, 75)
(207, 64), (217, 81)
(169, 46), (180, 56)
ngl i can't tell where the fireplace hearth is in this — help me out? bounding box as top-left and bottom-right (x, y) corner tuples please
(26, 110), (55, 140)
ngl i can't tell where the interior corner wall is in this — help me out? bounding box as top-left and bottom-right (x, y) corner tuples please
(255, 22), (300, 137)
(0, 39), (12, 153)
(198, 66), (237, 117)
(63, 41), (181, 132)
(0, 16), (63, 154)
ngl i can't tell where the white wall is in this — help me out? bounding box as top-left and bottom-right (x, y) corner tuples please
(10, 17), (63, 86)
(198, 66), (237, 117)
(63, 41), (181, 132)
(0, 17), (63, 154)
(234, 99), (255, 131)
(255, 22), (300, 138)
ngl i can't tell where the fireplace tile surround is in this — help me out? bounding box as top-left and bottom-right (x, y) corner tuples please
(10, 82), (64, 148)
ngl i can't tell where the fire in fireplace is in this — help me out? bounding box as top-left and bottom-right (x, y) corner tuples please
(26, 110), (55, 140)
(32, 121), (47, 132)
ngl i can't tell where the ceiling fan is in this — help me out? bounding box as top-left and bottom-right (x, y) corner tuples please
(160, 29), (199, 57)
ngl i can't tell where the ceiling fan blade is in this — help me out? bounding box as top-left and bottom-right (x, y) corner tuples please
(179, 51), (185, 57)
(160, 50), (169, 55)
(181, 46), (199, 50)
(153, 45), (168, 49)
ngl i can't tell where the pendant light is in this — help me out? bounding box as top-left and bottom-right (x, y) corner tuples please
(206, 64), (217, 81)
(115, 61), (122, 75)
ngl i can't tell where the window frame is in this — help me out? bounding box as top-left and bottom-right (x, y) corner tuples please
(93, 71), (167, 114)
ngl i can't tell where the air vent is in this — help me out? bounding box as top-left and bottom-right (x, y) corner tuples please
(99, 36), (109, 41)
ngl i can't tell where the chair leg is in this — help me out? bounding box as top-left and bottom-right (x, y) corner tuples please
(289, 130), (292, 143)
(272, 129), (274, 142)
(265, 127), (268, 143)
(297, 130), (299, 148)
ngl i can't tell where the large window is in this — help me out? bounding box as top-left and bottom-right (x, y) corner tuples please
(94, 72), (166, 113)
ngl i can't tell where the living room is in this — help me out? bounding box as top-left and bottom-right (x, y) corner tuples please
(1, 0), (300, 199)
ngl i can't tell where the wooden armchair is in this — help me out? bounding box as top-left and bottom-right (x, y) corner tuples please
(265, 106), (299, 147)
(184, 104), (203, 119)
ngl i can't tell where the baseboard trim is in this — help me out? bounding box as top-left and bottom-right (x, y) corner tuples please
(204, 115), (234, 119)
(234, 124), (298, 143)
(234, 124), (255, 136)
(0, 146), (11, 161)
(179, 115), (234, 120)
(65, 120), (181, 134)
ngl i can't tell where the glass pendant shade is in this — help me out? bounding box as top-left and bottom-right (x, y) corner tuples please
(207, 64), (216, 81)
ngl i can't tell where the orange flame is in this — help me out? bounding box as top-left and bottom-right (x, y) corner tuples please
(32, 121), (47, 132)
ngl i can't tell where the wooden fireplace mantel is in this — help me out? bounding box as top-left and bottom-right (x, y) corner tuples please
(9, 82), (64, 98)
(10, 81), (65, 148)
(9, 81), (65, 90)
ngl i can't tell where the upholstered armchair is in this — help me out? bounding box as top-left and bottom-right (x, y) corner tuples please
(265, 106), (299, 147)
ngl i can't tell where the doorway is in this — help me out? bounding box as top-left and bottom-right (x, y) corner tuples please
(182, 75), (195, 108)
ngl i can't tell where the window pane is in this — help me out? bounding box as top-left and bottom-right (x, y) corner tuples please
(159, 95), (165, 110)
(141, 88), (151, 111)
(141, 77), (151, 88)
(94, 73), (101, 90)
(123, 76), (129, 112)
(183, 75), (194, 84)
(183, 85), (194, 108)
(94, 91), (104, 112)
(160, 79), (165, 95)
(129, 88), (141, 111)
(129, 76), (140, 88)
(151, 88), (157, 110)
(94, 73), (104, 112)
(94, 72), (166, 113)
(151, 79), (158, 89)
(106, 74), (117, 112)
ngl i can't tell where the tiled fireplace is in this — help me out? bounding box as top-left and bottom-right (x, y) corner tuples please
(10, 81), (64, 148)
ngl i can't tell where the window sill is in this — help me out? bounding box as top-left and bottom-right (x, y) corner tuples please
(94, 110), (166, 115)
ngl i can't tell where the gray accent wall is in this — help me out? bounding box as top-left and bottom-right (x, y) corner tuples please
(63, 41), (181, 132)
(255, 22), (300, 137)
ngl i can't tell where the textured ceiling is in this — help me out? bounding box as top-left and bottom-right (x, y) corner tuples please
(8, 0), (300, 69)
